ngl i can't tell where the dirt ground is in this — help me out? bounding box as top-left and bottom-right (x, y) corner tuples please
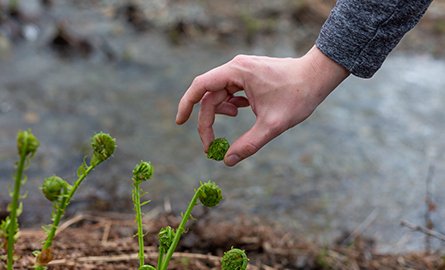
(1, 211), (443, 270)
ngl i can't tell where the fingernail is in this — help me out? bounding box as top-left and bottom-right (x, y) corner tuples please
(226, 154), (240, 166)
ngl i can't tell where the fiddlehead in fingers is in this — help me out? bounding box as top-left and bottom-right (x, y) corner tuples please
(207, 137), (230, 161)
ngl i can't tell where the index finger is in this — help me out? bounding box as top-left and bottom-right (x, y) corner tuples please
(176, 63), (244, 125)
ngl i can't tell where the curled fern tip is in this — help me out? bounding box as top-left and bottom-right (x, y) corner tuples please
(159, 226), (175, 251)
(17, 129), (39, 157)
(199, 181), (223, 207)
(91, 132), (116, 165)
(41, 176), (69, 202)
(221, 248), (249, 270)
(133, 161), (154, 183)
(207, 137), (229, 161)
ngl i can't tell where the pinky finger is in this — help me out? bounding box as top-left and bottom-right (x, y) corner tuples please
(227, 96), (249, 108)
(215, 102), (238, 116)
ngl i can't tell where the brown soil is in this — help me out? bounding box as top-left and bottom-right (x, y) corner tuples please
(2, 212), (444, 270)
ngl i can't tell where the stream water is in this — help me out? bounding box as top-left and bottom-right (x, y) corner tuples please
(1, 0), (445, 253)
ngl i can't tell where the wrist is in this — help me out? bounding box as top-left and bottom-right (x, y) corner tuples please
(307, 45), (350, 78)
(302, 45), (350, 103)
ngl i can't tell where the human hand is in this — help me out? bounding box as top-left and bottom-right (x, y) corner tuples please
(176, 46), (349, 166)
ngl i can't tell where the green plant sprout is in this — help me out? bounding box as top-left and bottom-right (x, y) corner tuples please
(221, 248), (249, 270)
(131, 160), (155, 270)
(158, 180), (223, 270)
(131, 178), (228, 270)
(207, 138), (230, 161)
(0, 130), (39, 270)
(157, 226), (175, 268)
(34, 132), (116, 269)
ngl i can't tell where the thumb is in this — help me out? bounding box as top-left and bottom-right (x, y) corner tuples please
(224, 120), (282, 167)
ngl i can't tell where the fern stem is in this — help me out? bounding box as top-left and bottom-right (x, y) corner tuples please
(6, 132), (28, 270)
(157, 248), (164, 269)
(43, 165), (94, 250)
(160, 186), (202, 270)
(133, 182), (146, 267)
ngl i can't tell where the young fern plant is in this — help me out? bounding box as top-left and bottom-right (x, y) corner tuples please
(158, 180), (223, 270)
(131, 161), (155, 270)
(33, 132), (116, 270)
(221, 248), (249, 270)
(157, 226), (175, 269)
(0, 130), (39, 270)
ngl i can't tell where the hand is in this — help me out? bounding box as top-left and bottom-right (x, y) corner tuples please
(176, 46), (350, 166)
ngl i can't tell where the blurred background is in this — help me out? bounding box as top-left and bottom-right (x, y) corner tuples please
(1, 0), (445, 253)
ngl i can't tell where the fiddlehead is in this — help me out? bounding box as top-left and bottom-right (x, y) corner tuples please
(17, 129), (39, 158)
(159, 181), (223, 270)
(157, 226), (175, 267)
(198, 181), (223, 208)
(207, 138), (230, 161)
(132, 161), (154, 268)
(90, 132), (116, 166)
(41, 176), (69, 202)
(6, 130), (39, 270)
(221, 248), (249, 270)
(34, 132), (116, 269)
(133, 161), (154, 183)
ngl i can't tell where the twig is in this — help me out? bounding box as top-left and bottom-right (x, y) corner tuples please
(101, 221), (112, 244)
(56, 214), (87, 235)
(342, 208), (378, 245)
(424, 164), (435, 253)
(81, 210), (136, 221)
(47, 250), (273, 269)
(400, 220), (445, 242)
(48, 250), (220, 265)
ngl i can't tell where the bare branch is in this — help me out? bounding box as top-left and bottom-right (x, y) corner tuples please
(400, 220), (445, 242)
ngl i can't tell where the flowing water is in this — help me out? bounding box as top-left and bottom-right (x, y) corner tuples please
(1, 1), (445, 252)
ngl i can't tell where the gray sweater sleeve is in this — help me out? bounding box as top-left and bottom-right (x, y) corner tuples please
(316, 0), (432, 78)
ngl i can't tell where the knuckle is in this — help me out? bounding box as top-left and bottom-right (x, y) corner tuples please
(200, 92), (212, 104)
(231, 54), (251, 67)
(239, 142), (259, 157)
(192, 74), (205, 87)
(261, 116), (285, 136)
